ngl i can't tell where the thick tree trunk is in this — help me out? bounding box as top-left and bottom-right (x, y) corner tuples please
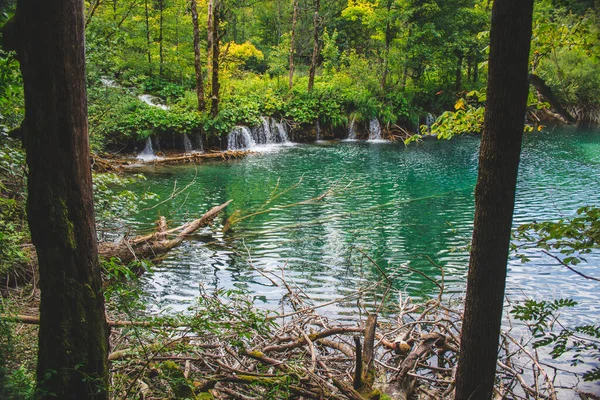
(145, 0), (151, 64)
(191, 0), (205, 111)
(288, 0), (298, 90)
(307, 0), (320, 92)
(454, 1), (534, 399)
(3, 0), (109, 398)
(208, 0), (220, 117)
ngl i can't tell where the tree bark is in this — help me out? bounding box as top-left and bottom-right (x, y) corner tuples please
(208, 0), (220, 117)
(454, 1), (534, 399)
(145, 0), (152, 64)
(3, 0), (109, 398)
(191, 0), (205, 111)
(307, 0), (320, 92)
(288, 0), (298, 90)
(159, 0), (164, 76)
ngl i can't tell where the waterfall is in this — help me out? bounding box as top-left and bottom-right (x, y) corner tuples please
(182, 133), (193, 152)
(100, 77), (120, 88)
(195, 134), (204, 152)
(315, 120), (321, 141)
(137, 137), (157, 160)
(227, 118), (291, 150)
(368, 119), (383, 141)
(347, 116), (357, 140)
(152, 136), (162, 153)
(227, 126), (255, 150)
(138, 94), (169, 110)
(425, 113), (435, 134)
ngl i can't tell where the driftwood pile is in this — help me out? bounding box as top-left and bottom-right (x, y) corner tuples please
(103, 265), (561, 400)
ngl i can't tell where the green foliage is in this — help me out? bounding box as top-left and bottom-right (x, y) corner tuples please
(514, 205), (600, 265)
(93, 172), (158, 238)
(0, 50), (23, 130)
(512, 298), (600, 381)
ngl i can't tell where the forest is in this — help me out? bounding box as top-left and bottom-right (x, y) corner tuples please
(0, 0), (600, 399)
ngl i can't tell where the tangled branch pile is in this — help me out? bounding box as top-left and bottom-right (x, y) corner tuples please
(107, 264), (561, 400)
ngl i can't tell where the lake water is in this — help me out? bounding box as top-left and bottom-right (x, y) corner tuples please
(127, 127), (600, 327)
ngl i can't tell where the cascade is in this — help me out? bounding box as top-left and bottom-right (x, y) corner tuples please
(227, 126), (255, 150)
(152, 136), (162, 153)
(182, 133), (193, 152)
(138, 94), (169, 110)
(368, 119), (383, 141)
(195, 134), (204, 152)
(347, 116), (357, 140)
(316, 120), (321, 140)
(227, 118), (291, 150)
(425, 113), (435, 134)
(100, 77), (120, 88)
(137, 137), (157, 160)
(273, 119), (289, 143)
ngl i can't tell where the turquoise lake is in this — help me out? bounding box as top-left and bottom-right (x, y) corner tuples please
(127, 127), (600, 324)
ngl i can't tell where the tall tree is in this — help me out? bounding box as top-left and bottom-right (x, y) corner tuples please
(207, 0), (220, 117)
(454, 1), (534, 399)
(2, 0), (109, 398)
(288, 0), (298, 90)
(191, 0), (205, 111)
(145, 0), (152, 64)
(307, 0), (320, 91)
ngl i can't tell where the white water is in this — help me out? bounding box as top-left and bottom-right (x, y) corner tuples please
(368, 119), (384, 141)
(227, 117), (291, 151)
(227, 126), (256, 150)
(100, 77), (120, 88)
(138, 94), (169, 110)
(346, 116), (357, 140)
(316, 120), (322, 141)
(425, 113), (436, 135)
(137, 137), (157, 160)
(182, 133), (193, 153)
(195, 134), (204, 152)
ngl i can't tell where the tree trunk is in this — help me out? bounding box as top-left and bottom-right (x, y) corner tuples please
(455, 53), (463, 92)
(145, 0), (152, 64)
(159, 0), (164, 76)
(380, 0), (392, 91)
(529, 73), (576, 123)
(3, 0), (109, 398)
(191, 0), (205, 111)
(288, 0), (298, 90)
(454, 1), (534, 399)
(307, 0), (320, 92)
(207, 0), (220, 117)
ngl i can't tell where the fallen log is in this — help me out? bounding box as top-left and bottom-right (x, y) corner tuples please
(98, 200), (231, 264)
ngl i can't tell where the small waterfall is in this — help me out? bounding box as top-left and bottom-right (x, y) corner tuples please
(100, 77), (120, 88)
(182, 133), (193, 152)
(137, 137), (157, 160)
(227, 126), (255, 150)
(227, 118), (291, 151)
(347, 116), (357, 140)
(425, 113), (435, 134)
(315, 120), (321, 141)
(368, 119), (383, 141)
(273, 119), (289, 143)
(138, 94), (169, 110)
(195, 134), (204, 152)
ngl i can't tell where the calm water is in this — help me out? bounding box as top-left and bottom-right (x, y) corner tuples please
(127, 127), (600, 324)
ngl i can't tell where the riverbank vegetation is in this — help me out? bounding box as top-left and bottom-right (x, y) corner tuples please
(1, 0), (600, 398)
(1, 0), (599, 152)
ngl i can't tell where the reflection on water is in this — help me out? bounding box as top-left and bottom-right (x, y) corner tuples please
(128, 127), (600, 326)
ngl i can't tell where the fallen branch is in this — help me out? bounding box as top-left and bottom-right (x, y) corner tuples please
(98, 200), (231, 264)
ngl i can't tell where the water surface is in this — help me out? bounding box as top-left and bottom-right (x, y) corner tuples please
(126, 127), (600, 325)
